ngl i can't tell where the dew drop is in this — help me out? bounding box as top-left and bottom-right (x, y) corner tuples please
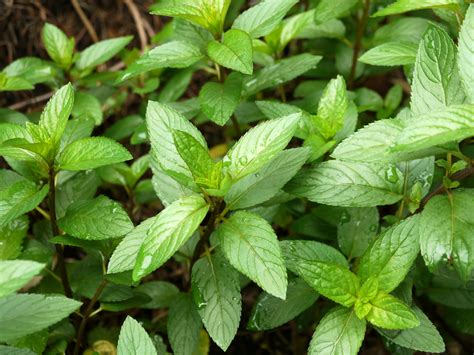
(239, 156), (248, 165)
(385, 165), (399, 183)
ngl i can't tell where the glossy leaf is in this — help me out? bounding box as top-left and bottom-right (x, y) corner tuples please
(459, 5), (474, 103)
(297, 261), (359, 307)
(117, 316), (157, 355)
(286, 160), (404, 207)
(215, 211), (287, 299)
(359, 42), (418, 66)
(309, 306), (365, 355)
(76, 36), (133, 71)
(0, 260), (44, 298)
(133, 195), (209, 280)
(366, 293), (419, 330)
(373, 0), (459, 17)
(57, 195), (133, 240)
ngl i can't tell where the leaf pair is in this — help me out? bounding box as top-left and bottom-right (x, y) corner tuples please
(294, 216), (426, 354)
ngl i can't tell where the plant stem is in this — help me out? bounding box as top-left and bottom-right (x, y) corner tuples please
(416, 166), (474, 212)
(230, 115), (242, 136)
(348, 0), (371, 89)
(49, 167), (73, 298)
(73, 279), (108, 355)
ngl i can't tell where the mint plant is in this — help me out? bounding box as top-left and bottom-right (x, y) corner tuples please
(0, 0), (473, 354)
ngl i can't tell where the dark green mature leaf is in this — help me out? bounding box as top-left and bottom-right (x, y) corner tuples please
(119, 41), (203, 81)
(0, 294), (81, 342)
(57, 195), (133, 240)
(0, 260), (44, 297)
(459, 5), (474, 103)
(168, 293), (202, 355)
(366, 293), (419, 330)
(0, 178), (48, 228)
(76, 36), (132, 71)
(38, 83), (74, 148)
(309, 306), (365, 355)
(135, 281), (179, 309)
(224, 114), (300, 180)
(41, 23), (74, 68)
(215, 211), (287, 299)
(359, 42), (418, 66)
(117, 316), (157, 355)
(243, 54), (322, 96)
(232, 0), (298, 38)
(377, 306), (445, 353)
(71, 92), (103, 125)
(420, 189), (474, 281)
(225, 147), (309, 210)
(248, 278), (318, 331)
(297, 261), (359, 307)
(199, 72), (242, 126)
(207, 29), (253, 75)
(373, 17), (430, 45)
(411, 25), (465, 115)
(372, 0), (459, 17)
(192, 253), (241, 351)
(286, 161), (404, 207)
(0, 345), (36, 355)
(56, 137), (132, 171)
(358, 215), (420, 293)
(393, 105), (474, 153)
(133, 195), (209, 280)
(338, 207), (379, 259)
(280, 240), (348, 274)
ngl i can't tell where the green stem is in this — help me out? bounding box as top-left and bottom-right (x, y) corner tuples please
(49, 167), (73, 298)
(348, 0), (371, 89)
(73, 279), (108, 355)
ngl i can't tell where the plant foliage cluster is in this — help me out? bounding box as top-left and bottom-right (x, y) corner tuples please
(0, 0), (473, 354)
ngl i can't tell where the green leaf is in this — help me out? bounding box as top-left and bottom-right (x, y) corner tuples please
(392, 105), (474, 153)
(38, 83), (74, 148)
(243, 54), (321, 96)
(314, 0), (357, 23)
(0, 345), (36, 355)
(309, 306), (366, 355)
(232, 0), (298, 38)
(225, 147), (309, 210)
(0, 260), (44, 298)
(459, 5), (474, 103)
(420, 189), (474, 281)
(248, 277), (318, 331)
(224, 114), (300, 180)
(57, 195), (133, 240)
(108, 217), (156, 274)
(411, 25), (465, 115)
(366, 293), (419, 330)
(119, 41), (203, 81)
(358, 215), (420, 293)
(172, 130), (219, 190)
(297, 261), (359, 307)
(117, 316), (157, 355)
(135, 281), (179, 309)
(0, 215), (28, 260)
(338, 207), (379, 259)
(280, 240), (348, 275)
(372, 0), (459, 17)
(286, 161), (404, 207)
(314, 75), (348, 139)
(146, 101), (206, 189)
(168, 293), (202, 355)
(71, 92), (103, 125)
(207, 29), (253, 75)
(133, 195), (209, 280)
(199, 72), (242, 126)
(75, 36), (132, 71)
(41, 23), (74, 69)
(373, 17), (430, 45)
(192, 253), (241, 351)
(0, 179), (48, 228)
(377, 306), (445, 353)
(359, 42), (418, 66)
(215, 211), (287, 299)
(0, 294), (81, 342)
(56, 137), (132, 171)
